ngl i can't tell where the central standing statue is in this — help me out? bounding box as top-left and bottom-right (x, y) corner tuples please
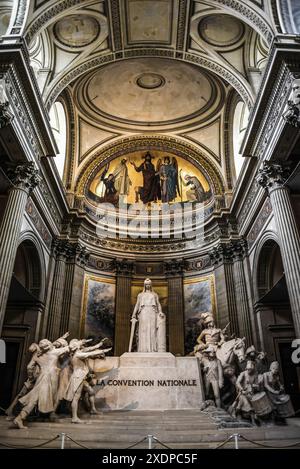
(129, 278), (166, 353)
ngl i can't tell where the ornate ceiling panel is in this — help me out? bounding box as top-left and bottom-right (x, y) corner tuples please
(74, 57), (224, 131)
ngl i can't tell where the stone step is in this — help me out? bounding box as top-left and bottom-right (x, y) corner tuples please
(0, 414), (299, 448)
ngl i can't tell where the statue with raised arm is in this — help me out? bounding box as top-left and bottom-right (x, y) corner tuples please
(65, 338), (111, 423)
(13, 338), (71, 429)
(130, 278), (166, 353)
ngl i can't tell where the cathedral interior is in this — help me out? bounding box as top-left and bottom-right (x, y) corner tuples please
(0, 0), (300, 448)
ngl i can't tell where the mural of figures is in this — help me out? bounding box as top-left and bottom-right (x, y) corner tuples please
(95, 163), (119, 206)
(158, 156), (180, 203)
(130, 151), (161, 203)
(184, 276), (215, 354)
(113, 158), (132, 200)
(88, 150), (212, 206)
(181, 174), (207, 202)
(81, 277), (116, 347)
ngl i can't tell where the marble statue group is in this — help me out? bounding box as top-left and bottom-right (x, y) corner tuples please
(193, 312), (295, 424)
(6, 277), (294, 429)
(6, 333), (111, 429)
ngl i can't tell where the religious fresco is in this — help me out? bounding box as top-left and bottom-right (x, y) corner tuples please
(88, 151), (212, 206)
(183, 276), (216, 354)
(81, 276), (115, 347)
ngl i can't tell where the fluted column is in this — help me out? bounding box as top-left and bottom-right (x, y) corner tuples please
(59, 243), (89, 338)
(165, 260), (185, 355)
(0, 162), (39, 333)
(114, 260), (134, 356)
(231, 240), (253, 345)
(257, 161), (300, 337)
(45, 239), (70, 341)
(210, 244), (239, 337)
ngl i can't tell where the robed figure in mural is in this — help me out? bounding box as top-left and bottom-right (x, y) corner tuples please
(113, 158), (131, 200)
(129, 278), (166, 353)
(130, 152), (161, 203)
(158, 156), (180, 203)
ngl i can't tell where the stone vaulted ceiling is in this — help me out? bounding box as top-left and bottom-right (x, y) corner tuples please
(1, 0), (276, 199)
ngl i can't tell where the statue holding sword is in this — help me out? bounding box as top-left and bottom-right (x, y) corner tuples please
(129, 278), (166, 353)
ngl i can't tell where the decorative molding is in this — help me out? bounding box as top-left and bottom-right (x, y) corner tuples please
(25, 0), (83, 44)
(0, 102), (14, 128)
(26, 198), (52, 248)
(88, 255), (116, 272)
(284, 78), (300, 128)
(247, 198), (272, 248)
(176, 0), (189, 51)
(183, 255), (211, 271)
(238, 181), (259, 227)
(109, 0), (122, 51)
(212, 0), (273, 45)
(45, 49), (254, 110)
(39, 178), (61, 225)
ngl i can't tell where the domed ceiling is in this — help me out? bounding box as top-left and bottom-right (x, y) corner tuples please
(75, 58), (223, 130)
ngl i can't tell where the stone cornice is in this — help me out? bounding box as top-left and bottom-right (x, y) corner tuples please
(0, 42), (57, 158)
(241, 40), (300, 159)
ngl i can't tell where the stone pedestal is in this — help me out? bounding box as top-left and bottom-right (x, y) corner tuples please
(93, 352), (204, 411)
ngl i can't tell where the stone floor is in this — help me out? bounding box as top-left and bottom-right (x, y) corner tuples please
(0, 410), (300, 449)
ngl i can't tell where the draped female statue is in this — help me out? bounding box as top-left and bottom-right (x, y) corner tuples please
(129, 278), (166, 353)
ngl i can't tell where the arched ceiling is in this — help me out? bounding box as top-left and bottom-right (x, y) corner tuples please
(1, 0), (277, 201)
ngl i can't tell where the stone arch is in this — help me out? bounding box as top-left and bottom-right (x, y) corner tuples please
(75, 134), (226, 198)
(252, 230), (281, 303)
(17, 230), (47, 303)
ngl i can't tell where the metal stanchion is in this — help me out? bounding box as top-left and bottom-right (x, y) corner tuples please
(147, 434), (153, 449)
(60, 432), (66, 449)
(233, 433), (240, 449)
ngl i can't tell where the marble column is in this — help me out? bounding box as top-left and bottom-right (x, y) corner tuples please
(0, 162), (39, 333)
(210, 244), (240, 337)
(165, 260), (185, 355)
(59, 243), (89, 338)
(257, 161), (300, 338)
(114, 260), (134, 356)
(45, 239), (70, 341)
(231, 239), (253, 345)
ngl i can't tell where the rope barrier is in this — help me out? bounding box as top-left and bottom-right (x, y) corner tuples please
(0, 434), (60, 449)
(152, 436), (172, 450)
(64, 434), (92, 450)
(215, 435), (234, 449)
(238, 434), (300, 449)
(123, 437), (148, 449)
(1, 431), (300, 450)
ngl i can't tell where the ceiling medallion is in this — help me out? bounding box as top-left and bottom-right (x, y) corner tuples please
(54, 15), (100, 48)
(136, 73), (165, 89)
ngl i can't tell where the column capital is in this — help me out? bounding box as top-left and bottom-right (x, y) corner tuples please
(164, 259), (185, 276)
(7, 162), (40, 193)
(69, 243), (90, 267)
(209, 243), (234, 266)
(115, 259), (135, 276)
(230, 238), (248, 261)
(256, 161), (291, 193)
